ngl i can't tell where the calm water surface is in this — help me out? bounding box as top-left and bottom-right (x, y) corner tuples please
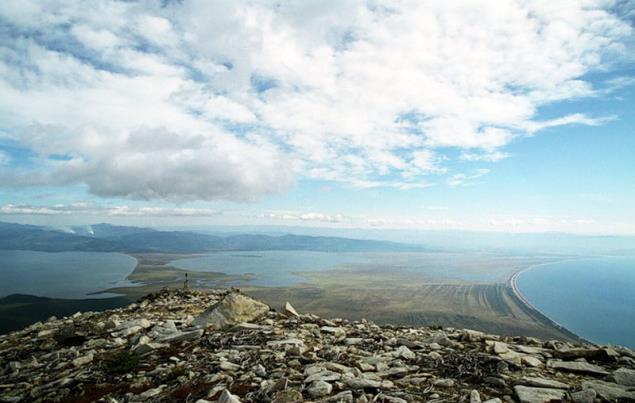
(0, 250), (137, 299)
(517, 256), (635, 348)
(171, 251), (507, 286)
(171, 251), (372, 286)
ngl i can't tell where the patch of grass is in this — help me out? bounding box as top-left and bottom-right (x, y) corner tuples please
(103, 351), (140, 375)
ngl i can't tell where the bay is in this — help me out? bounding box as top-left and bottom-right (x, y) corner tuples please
(0, 250), (137, 299)
(516, 256), (635, 348)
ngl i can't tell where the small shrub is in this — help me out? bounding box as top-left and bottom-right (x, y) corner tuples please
(103, 351), (140, 374)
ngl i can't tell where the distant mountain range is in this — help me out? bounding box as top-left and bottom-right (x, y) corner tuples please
(0, 222), (427, 253)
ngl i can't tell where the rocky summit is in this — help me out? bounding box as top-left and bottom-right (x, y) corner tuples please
(1, 289), (634, 403)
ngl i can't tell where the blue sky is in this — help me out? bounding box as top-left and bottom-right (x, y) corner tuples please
(0, 0), (634, 234)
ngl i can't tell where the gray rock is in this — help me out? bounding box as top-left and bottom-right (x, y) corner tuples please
(272, 389), (303, 403)
(569, 389), (595, 403)
(378, 366), (411, 378)
(546, 359), (609, 376)
(253, 364), (266, 377)
(514, 385), (566, 403)
(433, 378), (455, 387)
(430, 332), (452, 346)
(518, 376), (569, 389)
(138, 385), (166, 400)
(306, 380), (332, 397)
(521, 356), (543, 367)
(428, 351), (442, 361)
(345, 378), (382, 389)
(581, 380), (635, 401)
(394, 345), (416, 360)
(272, 389), (304, 403)
(218, 389), (242, 403)
(321, 326), (346, 337)
(192, 292), (269, 329)
(470, 389), (481, 403)
(162, 329), (204, 343)
(72, 353), (93, 367)
(305, 370), (341, 383)
(133, 341), (166, 355)
(326, 391), (353, 402)
(267, 338), (305, 348)
(484, 376), (507, 388)
(219, 361), (241, 371)
(515, 345), (544, 355)
(284, 302), (299, 317)
(376, 394), (407, 403)
(613, 367), (635, 386)
(493, 341), (509, 354)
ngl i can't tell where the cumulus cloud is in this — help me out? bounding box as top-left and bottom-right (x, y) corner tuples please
(0, 0), (631, 200)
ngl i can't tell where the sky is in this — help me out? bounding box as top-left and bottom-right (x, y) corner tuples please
(0, 0), (634, 234)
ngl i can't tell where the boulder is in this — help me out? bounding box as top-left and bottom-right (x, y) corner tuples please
(284, 302), (299, 317)
(613, 367), (635, 386)
(192, 292), (269, 329)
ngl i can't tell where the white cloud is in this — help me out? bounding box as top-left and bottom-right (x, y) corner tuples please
(447, 169), (491, 187)
(460, 151), (510, 162)
(0, 203), (221, 217)
(521, 113), (617, 134)
(0, 0), (631, 200)
(259, 210), (348, 224)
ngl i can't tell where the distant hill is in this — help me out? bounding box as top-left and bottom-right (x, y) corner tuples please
(0, 221), (427, 253)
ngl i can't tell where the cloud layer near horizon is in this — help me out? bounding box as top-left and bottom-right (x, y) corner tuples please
(0, 0), (632, 201)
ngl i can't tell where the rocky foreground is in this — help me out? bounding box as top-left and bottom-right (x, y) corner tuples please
(1, 289), (634, 403)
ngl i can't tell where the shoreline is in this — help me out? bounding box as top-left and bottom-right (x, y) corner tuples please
(507, 262), (587, 343)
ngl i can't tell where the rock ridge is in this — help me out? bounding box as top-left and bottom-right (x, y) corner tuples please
(1, 289), (634, 403)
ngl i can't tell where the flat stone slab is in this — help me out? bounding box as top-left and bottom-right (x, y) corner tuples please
(547, 360), (609, 376)
(514, 385), (566, 403)
(582, 380), (635, 401)
(518, 376), (570, 390)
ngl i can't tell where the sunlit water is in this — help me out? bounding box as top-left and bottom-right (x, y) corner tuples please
(517, 257), (635, 348)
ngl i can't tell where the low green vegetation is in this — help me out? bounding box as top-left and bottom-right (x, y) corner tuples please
(103, 351), (140, 375)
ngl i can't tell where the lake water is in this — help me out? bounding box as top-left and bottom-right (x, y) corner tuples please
(0, 250), (138, 299)
(171, 251), (511, 286)
(516, 256), (635, 349)
(171, 251), (373, 286)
